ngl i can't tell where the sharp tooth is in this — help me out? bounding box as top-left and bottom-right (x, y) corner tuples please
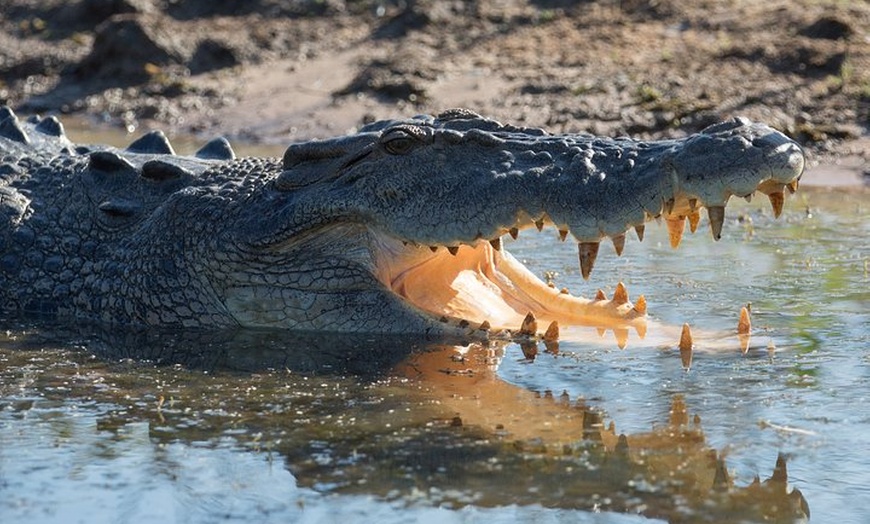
(664, 198), (675, 215)
(635, 321), (647, 339)
(787, 179), (799, 194)
(634, 224), (645, 242)
(679, 323), (693, 369)
(679, 323), (693, 349)
(546, 337), (561, 355)
(739, 303), (752, 353)
(430, 246), (439, 252)
(543, 321), (559, 341)
(738, 306), (751, 335)
(744, 194), (753, 203)
(559, 287), (569, 295)
(535, 219), (545, 231)
(447, 246), (459, 256)
(595, 289), (607, 300)
(597, 327), (606, 337)
(767, 191), (784, 218)
(739, 332), (751, 354)
(479, 320), (491, 331)
(707, 205), (725, 240)
(689, 198), (698, 212)
(509, 227), (519, 239)
(578, 241), (600, 280)
(490, 238), (502, 251)
(613, 282), (629, 305)
(666, 216), (686, 248)
(611, 234), (626, 256)
(687, 210), (701, 233)
(634, 294), (647, 315)
(558, 229), (569, 242)
(520, 312), (537, 335)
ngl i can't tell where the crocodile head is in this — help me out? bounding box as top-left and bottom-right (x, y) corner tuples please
(236, 110), (804, 336)
(0, 108), (804, 338)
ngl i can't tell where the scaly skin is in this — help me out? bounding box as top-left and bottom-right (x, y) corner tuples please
(0, 107), (804, 338)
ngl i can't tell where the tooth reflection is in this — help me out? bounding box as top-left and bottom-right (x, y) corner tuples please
(544, 321), (560, 342)
(614, 328), (628, 349)
(679, 323), (693, 370)
(738, 305), (752, 354)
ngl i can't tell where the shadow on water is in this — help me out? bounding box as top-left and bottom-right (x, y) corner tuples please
(0, 317), (809, 522)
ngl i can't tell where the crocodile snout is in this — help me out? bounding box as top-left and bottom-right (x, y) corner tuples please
(752, 131), (805, 184)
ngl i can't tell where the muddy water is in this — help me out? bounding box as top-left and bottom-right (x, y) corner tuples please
(1, 125), (868, 522)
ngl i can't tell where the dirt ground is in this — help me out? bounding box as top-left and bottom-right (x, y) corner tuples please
(1, 0), (867, 182)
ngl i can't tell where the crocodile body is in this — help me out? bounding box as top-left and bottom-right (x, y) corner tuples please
(0, 107), (804, 337)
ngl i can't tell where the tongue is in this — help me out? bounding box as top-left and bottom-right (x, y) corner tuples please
(389, 242), (644, 330)
(391, 243), (529, 327)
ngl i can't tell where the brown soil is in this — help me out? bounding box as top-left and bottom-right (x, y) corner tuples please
(1, 0), (867, 182)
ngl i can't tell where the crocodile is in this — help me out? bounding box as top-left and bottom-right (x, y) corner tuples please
(0, 106), (804, 338)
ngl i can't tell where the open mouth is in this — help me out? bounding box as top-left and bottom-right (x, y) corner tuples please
(372, 226), (647, 336)
(371, 174), (800, 342)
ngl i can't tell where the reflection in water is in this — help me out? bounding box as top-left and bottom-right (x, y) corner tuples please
(0, 321), (809, 522)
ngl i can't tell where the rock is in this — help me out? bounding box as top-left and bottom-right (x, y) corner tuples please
(189, 39), (241, 75)
(75, 14), (189, 86)
(799, 16), (854, 41)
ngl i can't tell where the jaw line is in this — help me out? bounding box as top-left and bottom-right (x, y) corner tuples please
(372, 233), (645, 332)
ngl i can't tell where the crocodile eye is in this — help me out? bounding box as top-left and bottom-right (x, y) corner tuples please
(381, 128), (420, 155)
